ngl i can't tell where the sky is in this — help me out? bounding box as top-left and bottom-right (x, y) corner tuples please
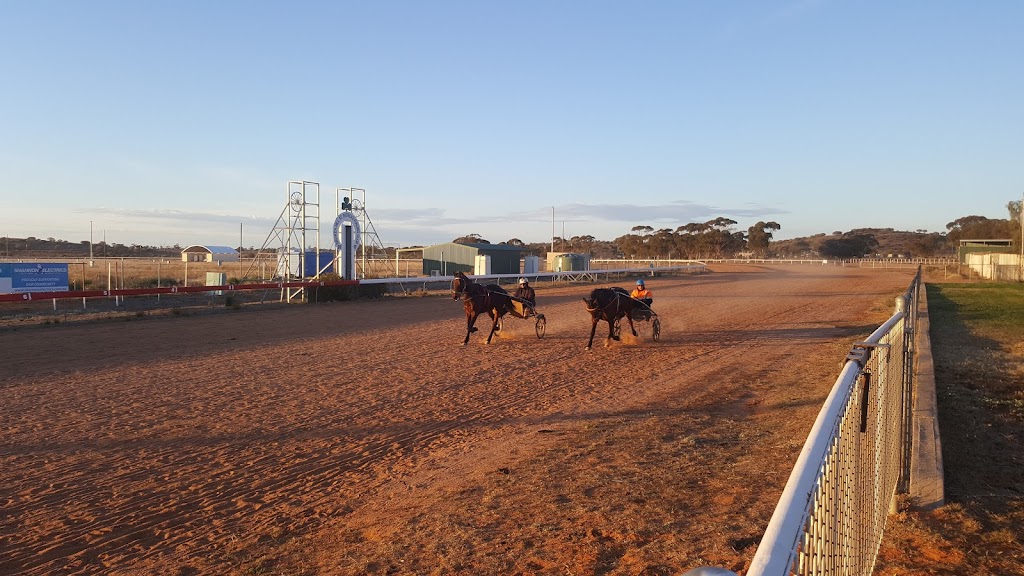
(2, 1), (1022, 251)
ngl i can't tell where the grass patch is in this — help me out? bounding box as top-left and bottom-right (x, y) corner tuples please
(875, 282), (1024, 576)
(928, 283), (1024, 342)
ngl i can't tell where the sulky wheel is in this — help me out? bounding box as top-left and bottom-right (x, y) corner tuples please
(652, 317), (661, 341)
(535, 314), (546, 339)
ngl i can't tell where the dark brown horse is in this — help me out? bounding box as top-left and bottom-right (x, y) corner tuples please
(451, 271), (513, 345)
(582, 287), (640, 350)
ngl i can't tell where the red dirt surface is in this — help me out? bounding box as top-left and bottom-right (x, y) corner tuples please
(0, 265), (915, 575)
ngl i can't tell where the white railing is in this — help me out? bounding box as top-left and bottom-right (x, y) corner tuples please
(688, 268), (921, 576)
(358, 264), (707, 291)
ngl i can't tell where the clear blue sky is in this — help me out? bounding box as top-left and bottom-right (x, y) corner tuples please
(2, 1), (1021, 250)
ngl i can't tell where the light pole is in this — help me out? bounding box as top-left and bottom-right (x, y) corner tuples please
(89, 221), (93, 261)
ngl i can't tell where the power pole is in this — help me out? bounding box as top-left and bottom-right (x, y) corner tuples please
(551, 207), (555, 253)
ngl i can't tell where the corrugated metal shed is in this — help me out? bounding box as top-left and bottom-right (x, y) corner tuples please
(957, 239), (1014, 263)
(421, 242), (525, 275)
(181, 245), (240, 263)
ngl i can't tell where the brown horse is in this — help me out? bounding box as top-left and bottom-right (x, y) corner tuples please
(451, 271), (513, 345)
(582, 287), (640, 350)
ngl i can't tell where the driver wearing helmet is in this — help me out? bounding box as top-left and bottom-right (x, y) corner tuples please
(512, 277), (536, 317)
(514, 277), (535, 304)
(630, 279), (653, 307)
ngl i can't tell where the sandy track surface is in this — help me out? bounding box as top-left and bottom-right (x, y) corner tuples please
(0, 265), (915, 575)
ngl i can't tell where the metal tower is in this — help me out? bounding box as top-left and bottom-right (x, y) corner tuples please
(246, 181), (323, 302)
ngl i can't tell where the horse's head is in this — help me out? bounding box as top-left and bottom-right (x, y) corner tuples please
(583, 289), (605, 315)
(451, 271), (472, 300)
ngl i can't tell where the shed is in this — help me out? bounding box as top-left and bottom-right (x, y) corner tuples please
(181, 245), (240, 263)
(957, 239), (1014, 263)
(422, 242), (526, 276)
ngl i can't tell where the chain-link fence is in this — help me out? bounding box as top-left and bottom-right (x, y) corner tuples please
(688, 267), (922, 576)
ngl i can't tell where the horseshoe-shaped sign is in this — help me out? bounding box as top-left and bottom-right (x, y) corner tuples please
(333, 211), (361, 250)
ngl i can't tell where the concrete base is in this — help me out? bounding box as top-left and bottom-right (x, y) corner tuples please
(910, 286), (945, 510)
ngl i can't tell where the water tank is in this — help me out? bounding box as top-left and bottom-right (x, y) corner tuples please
(553, 253), (587, 272)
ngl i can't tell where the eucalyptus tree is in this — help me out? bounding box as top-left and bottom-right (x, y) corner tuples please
(747, 221), (782, 257)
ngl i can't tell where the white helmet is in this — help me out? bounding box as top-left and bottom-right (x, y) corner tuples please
(518, 277), (527, 284)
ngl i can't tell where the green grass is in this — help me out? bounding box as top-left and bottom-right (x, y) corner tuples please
(871, 282), (1024, 575)
(927, 283), (1024, 342)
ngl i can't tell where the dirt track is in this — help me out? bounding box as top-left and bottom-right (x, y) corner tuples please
(0, 265), (916, 575)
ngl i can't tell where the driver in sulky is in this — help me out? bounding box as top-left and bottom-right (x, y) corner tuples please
(512, 277), (536, 316)
(630, 279), (652, 307)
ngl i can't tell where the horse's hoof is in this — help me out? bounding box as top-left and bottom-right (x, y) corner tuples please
(585, 346), (592, 351)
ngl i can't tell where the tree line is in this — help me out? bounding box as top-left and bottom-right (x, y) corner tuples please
(453, 199), (1022, 260)
(7, 200), (1020, 260)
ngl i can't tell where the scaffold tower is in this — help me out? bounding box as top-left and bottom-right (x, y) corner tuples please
(246, 181), (322, 302)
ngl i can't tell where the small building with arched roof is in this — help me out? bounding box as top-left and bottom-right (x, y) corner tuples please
(180, 245), (239, 263)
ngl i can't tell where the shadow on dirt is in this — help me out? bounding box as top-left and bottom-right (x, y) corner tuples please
(927, 285), (1024, 512)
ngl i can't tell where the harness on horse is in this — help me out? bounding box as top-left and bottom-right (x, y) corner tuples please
(453, 279), (500, 308)
(586, 291), (625, 318)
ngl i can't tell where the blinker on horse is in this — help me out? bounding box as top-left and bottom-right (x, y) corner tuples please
(582, 287), (640, 350)
(451, 271), (513, 345)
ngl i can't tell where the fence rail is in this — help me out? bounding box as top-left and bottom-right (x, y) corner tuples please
(0, 265), (707, 306)
(688, 267), (922, 576)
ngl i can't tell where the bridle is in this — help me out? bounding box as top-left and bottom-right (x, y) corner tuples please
(586, 290), (625, 319)
(452, 278), (490, 306)
(451, 277), (479, 301)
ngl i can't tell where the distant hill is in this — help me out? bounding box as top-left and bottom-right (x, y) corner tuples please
(0, 236), (184, 259)
(772, 228), (951, 259)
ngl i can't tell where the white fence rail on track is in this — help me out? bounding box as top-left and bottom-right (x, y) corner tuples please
(688, 267), (923, 576)
(359, 264), (708, 292)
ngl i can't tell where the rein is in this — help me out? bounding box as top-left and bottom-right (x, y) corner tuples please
(586, 291), (624, 317)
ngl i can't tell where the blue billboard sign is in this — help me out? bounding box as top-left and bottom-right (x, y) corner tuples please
(0, 263), (70, 294)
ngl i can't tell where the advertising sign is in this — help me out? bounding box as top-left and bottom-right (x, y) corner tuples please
(0, 263), (70, 294)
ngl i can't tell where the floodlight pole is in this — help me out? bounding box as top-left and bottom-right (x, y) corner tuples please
(357, 188), (367, 277)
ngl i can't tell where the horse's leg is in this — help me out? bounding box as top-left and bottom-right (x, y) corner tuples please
(625, 313), (638, 337)
(606, 317), (617, 347)
(586, 317), (599, 350)
(464, 311), (479, 345)
(486, 310), (501, 344)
